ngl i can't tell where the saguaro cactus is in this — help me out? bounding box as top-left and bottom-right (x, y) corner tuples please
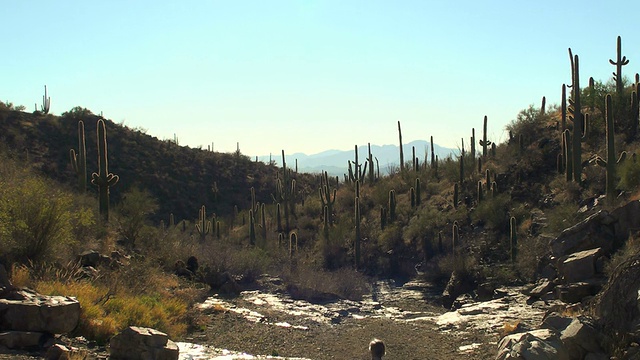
(568, 53), (585, 182)
(196, 205), (211, 241)
(398, 121), (404, 171)
(354, 196), (361, 270)
(319, 171), (336, 226)
(91, 119), (119, 221)
(510, 216), (517, 262)
(479, 116), (492, 158)
(609, 36), (629, 97)
(590, 94), (627, 203)
(388, 190), (396, 222)
(39, 85), (51, 114)
(69, 120), (87, 192)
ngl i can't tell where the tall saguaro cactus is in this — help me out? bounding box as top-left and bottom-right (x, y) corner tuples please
(69, 120), (87, 192)
(568, 53), (585, 183)
(319, 171), (336, 227)
(39, 85), (51, 114)
(354, 196), (361, 270)
(590, 94), (627, 203)
(398, 121), (404, 171)
(196, 205), (211, 241)
(91, 119), (119, 221)
(479, 116), (492, 159)
(609, 36), (629, 97)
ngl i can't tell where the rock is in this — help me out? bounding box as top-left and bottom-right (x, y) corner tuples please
(526, 279), (554, 298)
(496, 328), (571, 360)
(203, 269), (241, 296)
(77, 250), (110, 268)
(475, 282), (495, 301)
(441, 270), (475, 309)
(558, 248), (603, 283)
(560, 317), (603, 357)
(556, 282), (601, 304)
(109, 326), (179, 360)
(46, 343), (71, 360)
(0, 289), (80, 334)
(541, 312), (573, 332)
(0, 331), (48, 349)
(549, 211), (615, 258)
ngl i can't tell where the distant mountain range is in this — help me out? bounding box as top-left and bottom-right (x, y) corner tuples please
(258, 140), (459, 177)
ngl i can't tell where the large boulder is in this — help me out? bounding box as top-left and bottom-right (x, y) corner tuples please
(549, 211), (615, 258)
(558, 248), (604, 283)
(0, 289), (80, 334)
(560, 317), (603, 358)
(496, 328), (571, 360)
(549, 200), (640, 259)
(110, 326), (179, 360)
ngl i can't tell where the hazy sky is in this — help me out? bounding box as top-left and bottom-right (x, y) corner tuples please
(2, 1), (640, 157)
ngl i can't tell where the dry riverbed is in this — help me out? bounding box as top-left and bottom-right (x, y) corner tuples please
(0, 277), (548, 359)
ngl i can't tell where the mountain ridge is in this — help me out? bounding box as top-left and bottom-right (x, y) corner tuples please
(258, 140), (458, 176)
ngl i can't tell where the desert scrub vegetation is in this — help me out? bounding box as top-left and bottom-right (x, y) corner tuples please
(10, 262), (200, 345)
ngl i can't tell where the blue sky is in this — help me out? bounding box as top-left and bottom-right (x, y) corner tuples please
(2, 1), (640, 157)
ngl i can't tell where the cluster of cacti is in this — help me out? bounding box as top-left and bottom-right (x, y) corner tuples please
(412, 146), (419, 172)
(91, 119), (119, 221)
(69, 120), (87, 192)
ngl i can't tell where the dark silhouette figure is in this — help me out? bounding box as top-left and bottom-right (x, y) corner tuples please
(369, 338), (385, 360)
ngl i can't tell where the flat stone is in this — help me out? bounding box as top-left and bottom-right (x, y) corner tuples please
(110, 326), (179, 360)
(0, 289), (80, 334)
(0, 331), (47, 349)
(559, 248), (602, 283)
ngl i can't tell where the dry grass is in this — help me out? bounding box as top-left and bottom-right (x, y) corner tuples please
(9, 262), (200, 345)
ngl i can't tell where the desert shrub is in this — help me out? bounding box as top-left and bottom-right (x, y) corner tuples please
(604, 234), (640, 277)
(505, 105), (549, 141)
(283, 261), (370, 301)
(0, 176), (75, 263)
(0, 100), (26, 111)
(114, 187), (159, 249)
(471, 193), (511, 229)
(618, 158), (640, 192)
(545, 202), (581, 235)
(515, 235), (549, 281)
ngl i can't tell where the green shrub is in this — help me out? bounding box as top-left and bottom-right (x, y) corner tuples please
(0, 176), (74, 263)
(618, 158), (640, 192)
(471, 193), (510, 229)
(114, 187), (159, 249)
